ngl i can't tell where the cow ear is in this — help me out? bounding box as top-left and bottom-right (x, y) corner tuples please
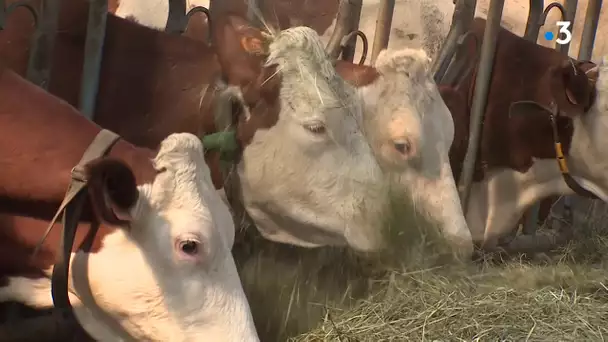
(550, 60), (596, 116)
(210, 13), (272, 87)
(85, 158), (138, 225)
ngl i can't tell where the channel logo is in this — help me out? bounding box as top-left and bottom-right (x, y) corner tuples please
(543, 21), (573, 45)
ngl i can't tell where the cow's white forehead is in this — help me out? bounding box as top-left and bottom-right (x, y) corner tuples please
(368, 48), (436, 116)
(142, 133), (216, 214)
(265, 26), (359, 119)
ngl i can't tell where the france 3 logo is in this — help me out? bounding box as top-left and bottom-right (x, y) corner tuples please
(543, 21), (573, 45)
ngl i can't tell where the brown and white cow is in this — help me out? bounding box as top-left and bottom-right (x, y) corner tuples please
(0, 66), (259, 341)
(441, 18), (602, 250)
(1, 1), (391, 252)
(338, 18), (604, 251)
(107, 0), (477, 257)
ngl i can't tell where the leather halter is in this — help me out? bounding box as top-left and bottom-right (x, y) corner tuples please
(510, 100), (599, 200)
(31, 129), (121, 321)
(546, 102), (598, 199)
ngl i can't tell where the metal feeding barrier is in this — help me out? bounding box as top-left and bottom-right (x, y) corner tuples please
(433, 0), (603, 238)
(325, 0), (396, 66)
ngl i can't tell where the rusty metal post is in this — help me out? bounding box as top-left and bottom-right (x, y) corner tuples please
(165, 0), (187, 33)
(458, 0), (504, 213)
(556, 0), (577, 54)
(326, 0), (362, 61)
(524, 0), (544, 42)
(578, 0), (602, 60)
(433, 0), (477, 83)
(78, 0), (107, 120)
(370, 0), (395, 64)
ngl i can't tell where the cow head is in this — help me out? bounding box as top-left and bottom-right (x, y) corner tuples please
(73, 133), (258, 341)
(355, 48), (473, 258)
(209, 15), (390, 252)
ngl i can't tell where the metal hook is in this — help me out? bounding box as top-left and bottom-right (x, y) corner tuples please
(0, 0), (39, 30)
(340, 30), (368, 65)
(538, 2), (566, 26)
(186, 6), (211, 44)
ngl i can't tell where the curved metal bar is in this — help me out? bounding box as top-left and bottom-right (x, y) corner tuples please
(186, 6), (211, 44)
(524, 0), (544, 42)
(341, 30), (368, 65)
(0, 0), (38, 30)
(538, 1), (566, 25)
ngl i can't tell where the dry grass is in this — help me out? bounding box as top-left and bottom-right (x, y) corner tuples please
(233, 194), (608, 342)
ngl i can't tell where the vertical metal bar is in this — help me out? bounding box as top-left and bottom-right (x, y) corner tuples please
(340, 0), (362, 63)
(458, 0), (505, 214)
(370, 0), (395, 64)
(25, 0), (60, 89)
(521, 1), (545, 235)
(326, 0), (357, 60)
(78, 0), (107, 120)
(556, 0), (577, 54)
(165, 0), (187, 33)
(208, 0), (218, 13)
(578, 0), (602, 60)
(524, 0), (544, 42)
(433, 0), (477, 83)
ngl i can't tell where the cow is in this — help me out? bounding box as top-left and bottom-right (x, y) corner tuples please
(112, 2), (481, 257)
(337, 18), (603, 251)
(1, 1), (391, 253)
(440, 18), (602, 250)
(334, 49), (473, 255)
(0, 66), (259, 341)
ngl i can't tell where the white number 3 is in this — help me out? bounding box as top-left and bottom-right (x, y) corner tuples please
(556, 21), (572, 45)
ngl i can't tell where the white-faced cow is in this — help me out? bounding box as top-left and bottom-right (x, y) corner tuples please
(335, 49), (473, 257)
(0, 66), (259, 341)
(337, 17), (604, 252)
(1, 2), (391, 253)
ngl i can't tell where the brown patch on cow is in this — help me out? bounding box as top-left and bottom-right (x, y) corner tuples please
(442, 18), (597, 182)
(0, 213), (113, 278)
(1, 0), (234, 189)
(0, 67), (155, 220)
(335, 60), (380, 87)
(211, 13), (282, 145)
(86, 158), (139, 225)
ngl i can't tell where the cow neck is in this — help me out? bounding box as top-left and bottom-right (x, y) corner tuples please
(0, 67), (156, 220)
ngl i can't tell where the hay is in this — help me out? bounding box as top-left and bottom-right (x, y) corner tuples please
(234, 195), (608, 341)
